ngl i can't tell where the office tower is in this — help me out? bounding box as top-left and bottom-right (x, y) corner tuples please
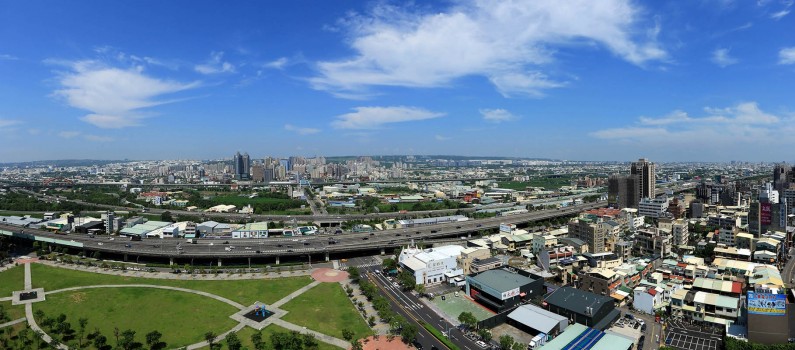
(251, 165), (265, 182)
(773, 163), (791, 192)
(631, 158), (656, 200)
(233, 152), (251, 180)
(608, 174), (639, 209)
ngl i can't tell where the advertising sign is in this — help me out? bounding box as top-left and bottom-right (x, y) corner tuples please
(499, 224), (515, 233)
(501, 287), (520, 300)
(747, 292), (786, 316)
(760, 202), (772, 226)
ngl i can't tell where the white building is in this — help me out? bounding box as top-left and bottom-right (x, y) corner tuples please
(638, 196), (669, 218)
(633, 286), (664, 314)
(400, 245), (466, 285)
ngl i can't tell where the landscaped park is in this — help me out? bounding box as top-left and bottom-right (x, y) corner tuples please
(0, 261), (373, 349)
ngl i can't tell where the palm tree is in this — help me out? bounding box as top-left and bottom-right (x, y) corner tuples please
(78, 318), (88, 348)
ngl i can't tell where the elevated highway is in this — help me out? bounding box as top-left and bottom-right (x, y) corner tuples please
(0, 201), (605, 264)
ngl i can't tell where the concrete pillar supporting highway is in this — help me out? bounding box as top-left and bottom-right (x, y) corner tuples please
(275, 256), (280, 265)
(325, 252), (329, 261)
(217, 259), (223, 267)
(123, 254), (128, 262)
(380, 248), (385, 255)
(169, 257), (174, 266)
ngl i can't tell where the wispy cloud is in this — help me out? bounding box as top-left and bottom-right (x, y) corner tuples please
(771, 9), (791, 19)
(195, 51), (236, 74)
(779, 47), (795, 64)
(332, 106), (444, 129)
(0, 54), (18, 61)
(711, 48), (738, 67)
(0, 119), (21, 128)
(58, 131), (81, 138)
(57, 130), (114, 142)
(51, 59), (200, 128)
(264, 57), (289, 70)
(435, 135), (451, 141)
(284, 124), (320, 135)
(480, 109), (519, 123)
(591, 102), (784, 143)
(311, 0), (666, 98)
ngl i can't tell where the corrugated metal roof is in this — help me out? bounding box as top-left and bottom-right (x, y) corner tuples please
(507, 304), (567, 334)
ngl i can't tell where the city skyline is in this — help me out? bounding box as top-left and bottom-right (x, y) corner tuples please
(1, 0), (794, 162)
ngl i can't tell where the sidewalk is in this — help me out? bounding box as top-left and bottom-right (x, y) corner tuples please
(342, 278), (391, 335)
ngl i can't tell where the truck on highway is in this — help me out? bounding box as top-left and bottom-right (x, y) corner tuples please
(186, 239), (196, 244)
(129, 235), (142, 241)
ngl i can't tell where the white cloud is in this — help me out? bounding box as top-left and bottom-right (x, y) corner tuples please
(0, 119), (21, 128)
(58, 131), (81, 138)
(52, 59), (200, 128)
(0, 54), (18, 60)
(435, 134), (451, 141)
(311, 0), (666, 97)
(480, 109), (519, 123)
(83, 134), (114, 142)
(711, 48), (738, 67)
(332, 106), (445, 129)
(284, 124), (321, 135)
(195, 51), (236, 74)
(779, 47), (795, 64)
(591, 102), (784, 143)
(264, 57), (289, 69)
(771, 9), (790, 19)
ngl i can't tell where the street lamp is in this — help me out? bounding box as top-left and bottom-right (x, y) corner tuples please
(440, 318), (452, 338)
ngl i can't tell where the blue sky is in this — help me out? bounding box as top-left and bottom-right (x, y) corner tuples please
(1, 0), (794, 162)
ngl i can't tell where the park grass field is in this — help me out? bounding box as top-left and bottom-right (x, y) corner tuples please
(30, 263), (313, 305)
(0, 211), (44, 218)
(281, 282), (371, 341)
(0, 265), (25, 297)
(236, 324), (343, 350)
(0, 301), (26, 321)
(34, 287), (239, 348)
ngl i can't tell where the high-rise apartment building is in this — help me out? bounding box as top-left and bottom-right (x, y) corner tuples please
(608, 175), (639, 209)
(631, 158), (656, 200)
(233, 152), (251, 180)
(568, 216), (607, 253)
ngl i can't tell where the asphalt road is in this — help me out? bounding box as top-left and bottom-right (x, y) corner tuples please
(781, 247), (795, 288)
(0, 202), (605, 258)
(351, 257), (484, 350)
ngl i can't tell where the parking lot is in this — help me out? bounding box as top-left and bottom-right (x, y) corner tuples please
(664, 318), (722, 350)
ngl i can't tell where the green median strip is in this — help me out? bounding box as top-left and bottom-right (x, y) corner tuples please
(421, 321), (460, 350)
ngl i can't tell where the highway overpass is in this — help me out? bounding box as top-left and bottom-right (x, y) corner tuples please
(0, 201), (605, 265)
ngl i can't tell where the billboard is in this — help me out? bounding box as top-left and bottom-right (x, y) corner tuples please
(499, 224), (515, 233)
(760, 202), (772, 226)
(501, 287), (520, 300)
(747, 292), (786, 316)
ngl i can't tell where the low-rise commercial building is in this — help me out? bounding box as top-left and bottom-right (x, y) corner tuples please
(465, 268), (544, 313)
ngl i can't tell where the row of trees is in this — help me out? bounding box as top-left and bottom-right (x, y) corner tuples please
(347, 267), (419, 344)
(0, 308), (324, 350)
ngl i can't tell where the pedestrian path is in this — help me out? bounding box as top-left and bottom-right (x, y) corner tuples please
(271, 280), (320, 308)
(341, 277), (391, 336)
(37, 260), (314, 280)
(0, 317), (26, 329)
(24, 262), (32, 290)
(272, 319), (351, 349)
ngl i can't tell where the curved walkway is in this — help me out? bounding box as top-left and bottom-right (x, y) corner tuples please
(45, 284), (247, 310)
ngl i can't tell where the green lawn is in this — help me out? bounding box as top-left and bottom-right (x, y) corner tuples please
(0, 301), (26, 321)
(0, 265), (25, 297)
(236, 324), (344, 350)
(30, 263), (313, 305)
(34, 287), (238, 348)
(281, 282), (371, 341)
(0, 211), (44, 218)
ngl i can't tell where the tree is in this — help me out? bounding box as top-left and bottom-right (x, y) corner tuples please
(414, 284), (425, 295)
(499, 335), (516, 350)
(347, 266), (360, 281)
(458, 312), (478, 329)
(382, 258), (398, 271)
(271, 331), (305, 350)
(478, 329), (492, 342)
(351, 339), (364, 350)
(92, 251), (101, 260)
(341, 328), (355, 342)
(146, 330), (165, 350)
(397, 270), (416, 290)
(251, 330), (266, 350)
(120, 329), (138, 350)
(78, 317), (89, 348)
(204, 331), (217, 349)
(160, 211), (173, 222)
(225, 332), (242, 350)
(400, 323), (418, 344)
